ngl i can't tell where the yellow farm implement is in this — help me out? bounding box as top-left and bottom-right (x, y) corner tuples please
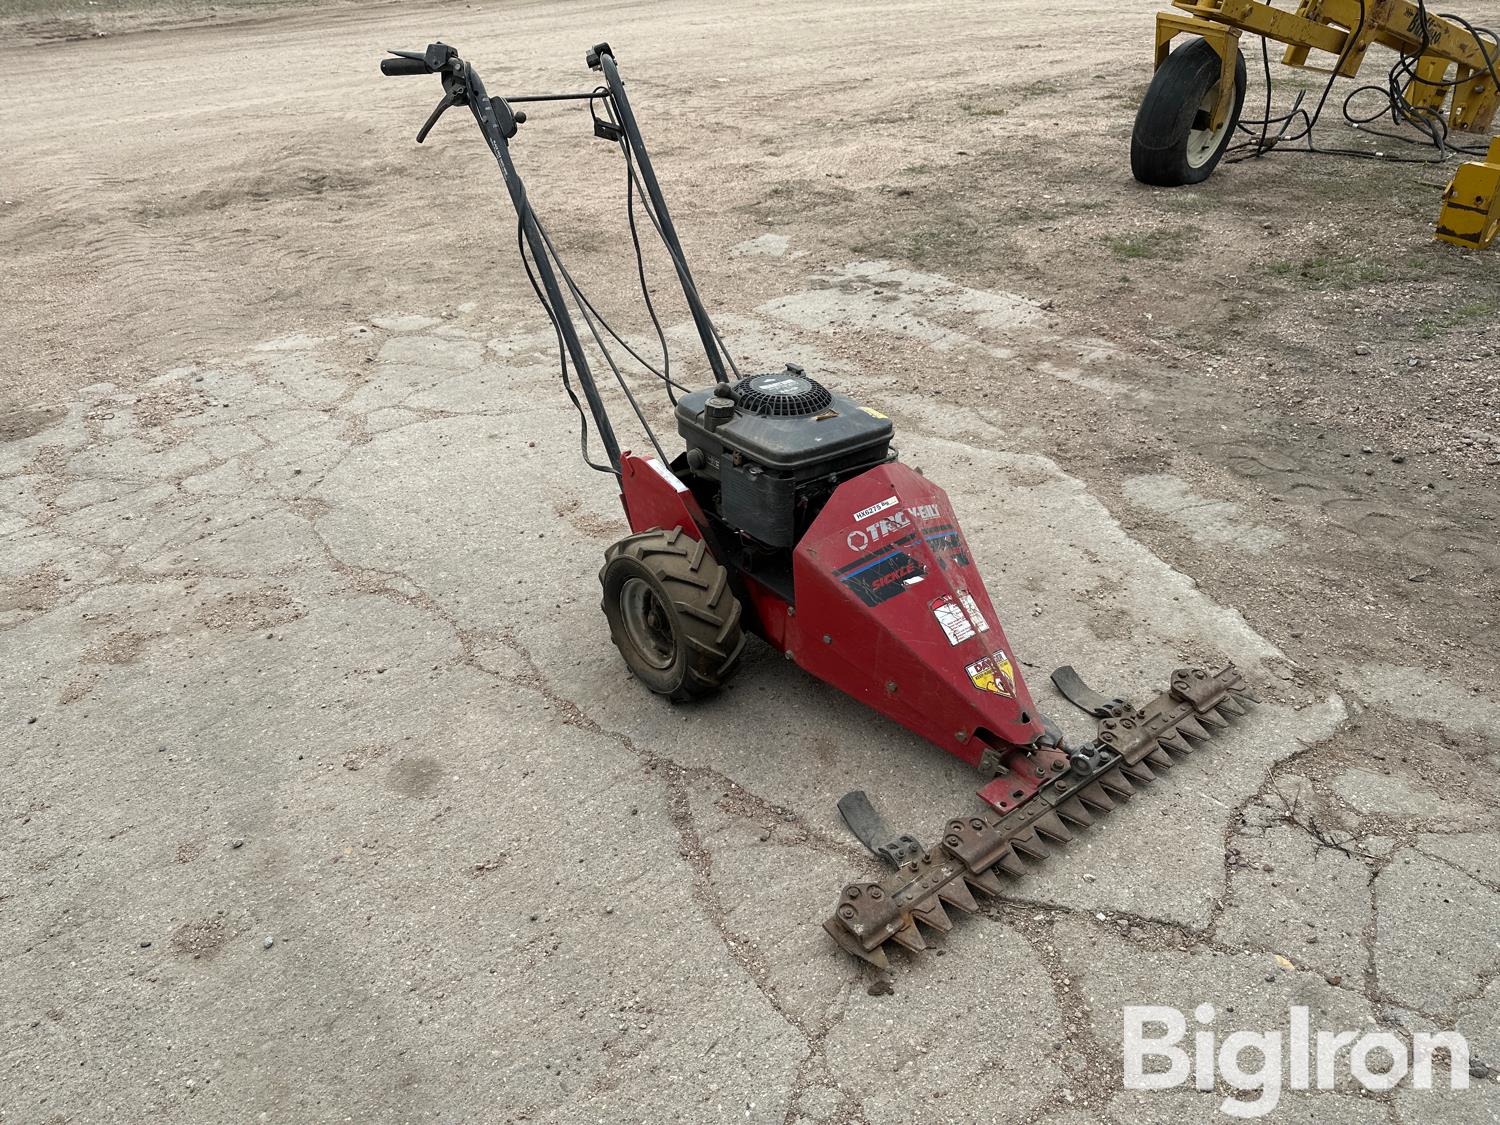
(1131, 0), (1499, 244)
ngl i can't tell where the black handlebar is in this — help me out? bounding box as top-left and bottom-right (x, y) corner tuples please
(381, 42), (528, 142)
(380, 56), (431, 77)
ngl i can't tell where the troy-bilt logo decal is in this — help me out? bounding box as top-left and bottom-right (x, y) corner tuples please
(836, 540), (926, 607)
(846, 502), (943, 552)
(965, 650), (1015, 697)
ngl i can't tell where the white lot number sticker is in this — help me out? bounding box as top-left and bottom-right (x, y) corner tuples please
(852, 496), (900, 523)
(932, 596), (976, 645)
(957, 590), (989, 632)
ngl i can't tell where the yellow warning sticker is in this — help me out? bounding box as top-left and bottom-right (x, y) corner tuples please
(861, 406), (889, 420)
(965, 650), (1016, 698)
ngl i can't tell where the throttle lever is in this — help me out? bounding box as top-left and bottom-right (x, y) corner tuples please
(416, 90), (461, 144)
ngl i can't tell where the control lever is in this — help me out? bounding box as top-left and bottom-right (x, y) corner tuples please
(416, 90), (463, 143)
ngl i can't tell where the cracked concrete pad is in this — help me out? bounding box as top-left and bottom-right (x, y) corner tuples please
(821, 921), (1064, 1125)
(0, 405), (88, 471)
(378, 333), (485, 370)
(732, 233), (790, 257)
(1215, 825), (1374, 982)
(681, 783), (869, 1026)
(1050, 914), (1379, 1075)
(1417, 832), (1500, 887)
(1330, 767), (1481, 820)
(761, 259), (1046, 359)
(1045, 915), (1477, 1121)
(5, 605), (805, 1122)
(1, 306), (1360, 1121)
(252, 332), (325, 352)
(248, 350), (348, 405)
(1374, 849), (1500, 1013)
(1339, 665), (1500, 746)
(1122, 473), (1286, 554)
(1394, 1080), (1500, 1123)
(1457, 978), (1500, 1070)
(1105, 1088), (1392, 1124)
(371, 314), (443, 332)
(684, 782), (1064, 1125)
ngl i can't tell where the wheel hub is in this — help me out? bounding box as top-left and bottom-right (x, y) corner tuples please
(1187, 81), (1230, 169)
(620, 577), (676, 669)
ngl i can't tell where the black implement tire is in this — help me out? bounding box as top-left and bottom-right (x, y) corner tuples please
(1131, 37), (1247, 186)
(600, 527), (746, 702)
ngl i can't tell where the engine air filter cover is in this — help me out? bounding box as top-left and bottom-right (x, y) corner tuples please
(733, 370), (833, 417)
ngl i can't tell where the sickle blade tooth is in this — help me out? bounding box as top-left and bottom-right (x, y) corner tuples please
(937, 879), (978, 913)
(964, 868), (1005, 896)
(890, 920), (927, 953)
(1077, 782), (1117, 812)
(1034, 813), (1073, 843)
(962, 870), (1003, 897)
(1217, 694), (1246, 717)
(1056, 797), (1095, 827)
(1159, 730), (1192, 754)
(1198, 707), (1230, 730)
(993, 846), (1030, 877)
(823, 920), (890, 969)
(1011, 831), (1050, 861)
(913, 897), (954, 933)
(1176, 716), (1210, 741)
(1147, 748), (1175, 769)
(1234, 688), (1260, 706)
(1121, 761), (1157, 784)
(1099, 771), (1135, 799)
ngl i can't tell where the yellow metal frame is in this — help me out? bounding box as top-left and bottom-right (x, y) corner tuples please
(1153, 0), (1499, 136)
(1155, 13), (1245, 129)
(1436, 137), (1500, 247)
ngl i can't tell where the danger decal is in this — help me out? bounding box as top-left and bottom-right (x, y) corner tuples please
(965, 650), (1016, 698)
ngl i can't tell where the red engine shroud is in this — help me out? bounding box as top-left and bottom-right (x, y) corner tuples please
(618, 452), (1048, 787)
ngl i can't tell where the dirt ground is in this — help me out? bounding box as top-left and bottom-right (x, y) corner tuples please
(2, 0), (1498, 1122)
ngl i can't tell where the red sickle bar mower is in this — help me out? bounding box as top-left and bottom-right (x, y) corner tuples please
(380, 42), (1258, 966)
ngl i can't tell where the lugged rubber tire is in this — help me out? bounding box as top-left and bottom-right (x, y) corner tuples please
(599, 527), (746, 703)
(1131, 37), (1247, 186)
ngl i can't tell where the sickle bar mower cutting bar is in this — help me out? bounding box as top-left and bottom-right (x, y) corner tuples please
(825, 666), (1258, 967)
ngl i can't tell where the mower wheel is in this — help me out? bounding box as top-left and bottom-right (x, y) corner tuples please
(599, 527), (746, 702)
(1131, 37), (1247, 186)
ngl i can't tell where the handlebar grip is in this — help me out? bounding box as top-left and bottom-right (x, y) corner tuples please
(381, 56), (431, 76)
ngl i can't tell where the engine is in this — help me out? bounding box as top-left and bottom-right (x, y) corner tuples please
(675, 365), (895, 549)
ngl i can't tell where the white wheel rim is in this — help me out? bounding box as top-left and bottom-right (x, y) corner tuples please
(1186, 81), (1230, 169)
